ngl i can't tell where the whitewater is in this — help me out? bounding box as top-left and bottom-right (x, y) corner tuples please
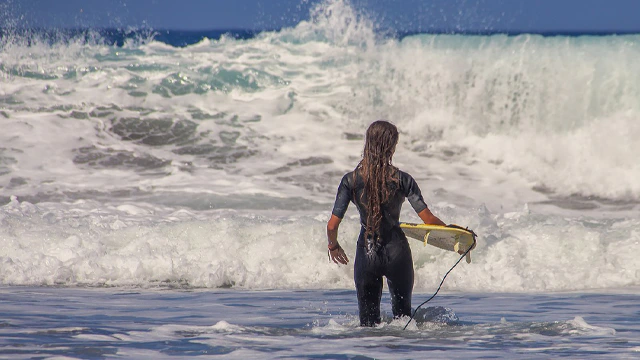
(1, 0), (640, 358)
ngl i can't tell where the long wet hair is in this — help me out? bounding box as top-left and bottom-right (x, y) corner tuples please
(356, 120), (399, 242)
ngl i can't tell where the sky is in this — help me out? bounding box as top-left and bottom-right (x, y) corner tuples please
(2, 0), (640, 34)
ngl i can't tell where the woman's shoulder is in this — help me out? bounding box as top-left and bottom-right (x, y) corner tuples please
(338, 170), (356, 185)
(340, 169), (356, 179)
(340, 168), (364, 189)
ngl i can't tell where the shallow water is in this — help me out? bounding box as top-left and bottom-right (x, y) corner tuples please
(1, 287), (639, 359)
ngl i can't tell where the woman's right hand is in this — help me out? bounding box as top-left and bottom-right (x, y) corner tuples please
(329, 245), (349, 265)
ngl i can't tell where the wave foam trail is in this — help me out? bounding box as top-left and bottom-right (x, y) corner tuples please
(1, 198), (639, 292)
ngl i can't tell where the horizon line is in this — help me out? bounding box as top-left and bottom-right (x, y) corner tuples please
(2, 27), (639, 37)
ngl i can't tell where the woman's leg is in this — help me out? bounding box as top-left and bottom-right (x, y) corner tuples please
(354, 245), (383, 326)
(384, 239), (414, 318)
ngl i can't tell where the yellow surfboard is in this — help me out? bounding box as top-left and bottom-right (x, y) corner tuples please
(400, 223), (475, 263)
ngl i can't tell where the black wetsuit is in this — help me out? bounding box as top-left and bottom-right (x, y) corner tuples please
(331, 169), (429, 326)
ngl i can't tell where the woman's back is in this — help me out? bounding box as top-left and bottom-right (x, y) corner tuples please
(332, 168), (429, 234)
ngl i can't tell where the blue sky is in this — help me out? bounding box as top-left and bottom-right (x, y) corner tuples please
(3, 0), (640, 33)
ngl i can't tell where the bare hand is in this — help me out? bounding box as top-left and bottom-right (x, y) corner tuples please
(329, 246), (349, 265)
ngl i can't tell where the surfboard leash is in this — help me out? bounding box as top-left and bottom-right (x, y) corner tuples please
(402, 231), (476, 330)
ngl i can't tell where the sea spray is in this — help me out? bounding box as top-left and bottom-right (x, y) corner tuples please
(1, 0), (639, 292)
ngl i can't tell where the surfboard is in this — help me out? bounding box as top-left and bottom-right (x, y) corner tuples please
(400, 223), (476, 263)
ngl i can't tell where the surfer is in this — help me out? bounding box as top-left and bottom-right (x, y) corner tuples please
(326, 120), (446, 327)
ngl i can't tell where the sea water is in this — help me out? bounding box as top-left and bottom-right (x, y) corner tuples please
(1, 287), (639, 359)
(1, 0), (640, 358)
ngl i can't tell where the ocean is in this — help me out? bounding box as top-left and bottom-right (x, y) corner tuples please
(1, 0), (640, 358)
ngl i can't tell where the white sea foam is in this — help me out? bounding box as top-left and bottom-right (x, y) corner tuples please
(565, 316), (616, 336)
(1, 197), (639, 291)
(0, 0), (639, 291)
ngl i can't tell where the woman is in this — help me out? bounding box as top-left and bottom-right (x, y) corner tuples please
(326, 120), (445, 327)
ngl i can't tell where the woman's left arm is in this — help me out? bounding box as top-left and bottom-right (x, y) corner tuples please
(417, 207), (446, 226)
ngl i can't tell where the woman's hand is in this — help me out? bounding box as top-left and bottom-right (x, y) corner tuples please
(329, 245), (349, 265)
(326, 214), (348, 265)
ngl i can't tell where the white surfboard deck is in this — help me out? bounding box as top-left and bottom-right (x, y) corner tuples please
(400, 223), (475, 263)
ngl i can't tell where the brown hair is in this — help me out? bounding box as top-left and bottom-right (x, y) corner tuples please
(356, 120), (399, 242)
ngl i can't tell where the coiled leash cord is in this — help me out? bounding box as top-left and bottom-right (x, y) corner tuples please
(403, 232), (476, 330)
